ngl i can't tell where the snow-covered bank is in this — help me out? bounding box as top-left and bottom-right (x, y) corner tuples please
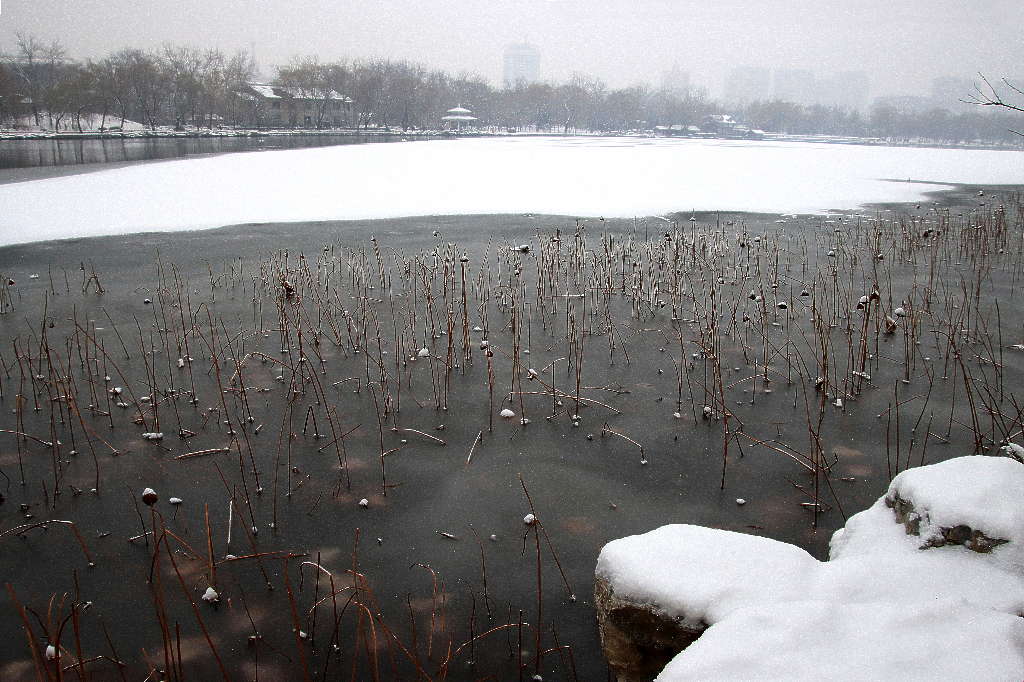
(0, 136), (1021, 248)
(1, 113), (148, 136)
(595, 455), (1024, 681)
(0, 124), (437, 140)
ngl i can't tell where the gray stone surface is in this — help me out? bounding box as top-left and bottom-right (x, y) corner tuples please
(594, 576), (705, 682)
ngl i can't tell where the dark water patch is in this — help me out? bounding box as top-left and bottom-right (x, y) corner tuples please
(0, 134), (413, 184)
(0, 199), (1019, 679)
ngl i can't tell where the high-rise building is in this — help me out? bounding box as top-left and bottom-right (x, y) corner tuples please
(723, 66), (772, 105)
(503, 43), (540, 88)
(818, 71), (870, 111)
(773, 69), (816, 105)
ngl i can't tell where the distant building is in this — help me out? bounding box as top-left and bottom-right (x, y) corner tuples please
(701, 114), (764, 139)
(819, 71), (870, 111)
(660, 65), (691, 97)
(503, 43), (541, 88)
(241, 83), (352, 128)
(654, 124), (702, 137)
(773, 69), (816, 105)
(871, 94), (932, 115)
(726, 67), (868, 110)
(931, 75), (977, 109)
(441, 105), (478, 131)
(723, 67), (772, 105)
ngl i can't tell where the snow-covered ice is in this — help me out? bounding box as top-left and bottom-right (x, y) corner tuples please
(1, 136), (1022, 247)
(597, 455), (1024, 680)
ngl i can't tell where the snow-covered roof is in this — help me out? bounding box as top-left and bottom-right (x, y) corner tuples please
(246, 83), (351, 103)
(248, 84), (281, 99)
(441, 114), (478, 121)
(276, 85), (351, 102)
(446, 106), (472, 114)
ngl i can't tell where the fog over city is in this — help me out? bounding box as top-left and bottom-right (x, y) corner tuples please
(1, 0), (1021, 102)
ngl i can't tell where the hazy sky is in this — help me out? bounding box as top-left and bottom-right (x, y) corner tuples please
(1, 0), (1021, 100)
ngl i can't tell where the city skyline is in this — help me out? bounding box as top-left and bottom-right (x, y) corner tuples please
(1, 0), (1021, 103)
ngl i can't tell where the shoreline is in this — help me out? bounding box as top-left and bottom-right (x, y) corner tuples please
(3, 125), (1022, 152)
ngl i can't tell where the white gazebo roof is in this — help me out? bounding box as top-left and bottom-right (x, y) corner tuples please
(446, 106), (473, 115)
(442, 114), (478, 121)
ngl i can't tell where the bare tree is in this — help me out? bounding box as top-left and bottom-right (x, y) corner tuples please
(219, 50), (257, 127)
(13, 32), (70, 127)
(277, 57), (334, 128)
(113, 49), (166, 130)
(350, 59), (384, 129)
(964, 75), (1022, 135)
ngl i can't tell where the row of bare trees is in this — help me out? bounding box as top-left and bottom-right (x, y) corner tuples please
(1, 32), (1021, 142)
(269, 57), (716, 133)
(0, 37), (716, 134)
(0, 33), (257, 131)
(734, 97), (1022, 144)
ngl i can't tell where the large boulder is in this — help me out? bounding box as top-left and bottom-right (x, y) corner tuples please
(594, 524), (816, 682)
(593, 576), (703, 682)
(595, 456), (1024, 680)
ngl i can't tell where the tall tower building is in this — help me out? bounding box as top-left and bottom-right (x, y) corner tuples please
(503, 43), (540, 88)
(661, 64), (691, 96)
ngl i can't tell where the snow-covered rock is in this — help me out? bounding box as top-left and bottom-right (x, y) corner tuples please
(656, 600), (1024, 681)
(596, 455), (1024, 681)
(596, 525), (815, 681)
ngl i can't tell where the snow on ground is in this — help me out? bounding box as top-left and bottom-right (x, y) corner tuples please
(4, 113), (147, 132)
(0, 136), (1022, 247)
(597, 455), (1024, 680)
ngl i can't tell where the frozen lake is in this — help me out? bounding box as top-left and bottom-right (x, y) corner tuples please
(0, 135), (1021, 247)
